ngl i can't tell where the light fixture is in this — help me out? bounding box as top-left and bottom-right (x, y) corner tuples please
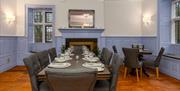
(5, 12), (16, 24)
(143, 15), (151, 25)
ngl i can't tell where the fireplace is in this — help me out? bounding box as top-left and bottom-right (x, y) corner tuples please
(58, 28), (105, 54)
(66, 38), (97, 51)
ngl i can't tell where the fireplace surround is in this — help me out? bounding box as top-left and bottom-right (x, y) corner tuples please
(66, 38), (97, 51)
(58, 28), (105, 52)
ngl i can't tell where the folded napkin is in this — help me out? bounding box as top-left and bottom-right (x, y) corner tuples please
(48, 63), (71, 68)
(82, 63), (104, 67)
(82, 63), (105, 72)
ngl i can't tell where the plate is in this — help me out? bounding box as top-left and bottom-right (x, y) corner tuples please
(55, 58), (66, 62)
(84, 57), (99, 62)
(87, 59), (98, 62)
(82, 63), (104, 67)
(90, 67), (104, 72)
(48, 63), (71, 68)
(65, 57), (72, 60)
(82, 57), (88, 60)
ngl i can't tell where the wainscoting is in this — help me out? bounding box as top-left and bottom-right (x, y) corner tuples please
(160, 56), (180, 80)
(16, 37), (32, 65)
(0, 37), (17, 72)
(104, 37), (142, 56)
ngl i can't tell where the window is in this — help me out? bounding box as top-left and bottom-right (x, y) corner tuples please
(172, 0), (180, 44)
(33, 9), (53, 43)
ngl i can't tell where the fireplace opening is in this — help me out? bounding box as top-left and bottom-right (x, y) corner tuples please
(65, 38), (97, 51)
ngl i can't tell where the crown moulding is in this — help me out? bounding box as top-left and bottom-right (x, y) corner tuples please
(98, 0), (104, 2)
(59, 0), (65, 2)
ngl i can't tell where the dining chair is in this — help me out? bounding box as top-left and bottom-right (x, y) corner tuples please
(132, 44), (139, 48)
(48, 48), (57, 62)
(45, 69), (97, 91)
(99, 48), (105, 61)
(122, 48), (143, 81)
(143, 47), (165, 79)
(37, 50), (50, 69)
(112, 45), (118, 53)
(23, 54), (49, 91)
(100, 48), (113, 65)
(132, 44), (144, 50)
(94, 53), (122, 91)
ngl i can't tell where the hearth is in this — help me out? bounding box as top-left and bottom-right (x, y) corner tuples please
(65, 38), (97, 51)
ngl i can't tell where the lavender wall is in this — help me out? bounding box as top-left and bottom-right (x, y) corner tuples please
(104, 37), (142, 56)
(16, 37), (32, 65)
(157, 0), (180, 80)
(158, 0), (171, 53)
(141, 37), (158, 54)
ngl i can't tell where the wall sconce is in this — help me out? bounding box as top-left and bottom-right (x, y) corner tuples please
(5, 13), (16, 24)
(143, 15), (151, 25)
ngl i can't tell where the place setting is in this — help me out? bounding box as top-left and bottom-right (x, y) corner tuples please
(48, 62), (71, 69)
(81, 46), (104, 71)
(82, 62), (105, 72)
(47, 47), (75, 69)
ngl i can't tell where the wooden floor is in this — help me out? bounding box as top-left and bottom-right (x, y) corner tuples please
(0, 66), (179, 91)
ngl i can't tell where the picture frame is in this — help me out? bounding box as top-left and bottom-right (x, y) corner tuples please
(68, 9), (95, 28)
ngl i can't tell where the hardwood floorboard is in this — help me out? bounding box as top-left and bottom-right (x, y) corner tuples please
(0, 66), (179, 91)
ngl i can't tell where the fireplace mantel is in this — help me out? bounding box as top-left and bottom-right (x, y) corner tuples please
(58, 28), (105, 49)
(59, 28), (104, 33)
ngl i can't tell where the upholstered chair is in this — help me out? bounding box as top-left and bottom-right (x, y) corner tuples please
(48, 48), (57, 62)
(94, 53), (122, 91)
(45, 69), (97, 91)
(101, 48), (113, 65)
(37, 50), (50, 69)
(99, 48), (106, 62)
(112, 45), (118, 53)
(132, 44), (139, 48)
(143, 47), (165, 79)
(122, 48), (143, 81)
(23, 54), (49, 91)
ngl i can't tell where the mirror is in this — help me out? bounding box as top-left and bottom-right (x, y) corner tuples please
(69, 9), (95, 28)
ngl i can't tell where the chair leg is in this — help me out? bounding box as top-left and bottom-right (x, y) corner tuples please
(136, 68), (139, 82)
(156, 67), (159, 79)
(140, 67), (142, 79)
(124, 67), (127, 79)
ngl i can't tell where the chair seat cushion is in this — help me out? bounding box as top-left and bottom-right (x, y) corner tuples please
(94, 80), (109, 91)
(143, 55), (156, 67)
(143, 55), (156, 61)
(143, 61), (154, 67)
(39, 82), (49, 91)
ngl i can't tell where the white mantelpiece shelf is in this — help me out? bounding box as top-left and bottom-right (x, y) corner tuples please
(59, 28), (104, 33)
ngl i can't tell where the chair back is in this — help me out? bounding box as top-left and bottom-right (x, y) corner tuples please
(46, 70), (97, 91)
(132, 44), (138, 48)
(138, 44), (144, 50)
(122, 48), (140, 68)
(154, 47), (165, 67)
(37, 50), (50, 69)
(132, 44), (144, 50)
(103, 48), (113, 65)
(112, 45), (118, 53)
(23, 54), (41, 91)
(48, 48), (57, 62)
(100, 48), (105, 61)
(110, 53), (123, 91)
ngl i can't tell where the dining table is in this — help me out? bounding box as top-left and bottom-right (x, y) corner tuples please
(37, 46), (111, 81)
(139, 49), (152, 55)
